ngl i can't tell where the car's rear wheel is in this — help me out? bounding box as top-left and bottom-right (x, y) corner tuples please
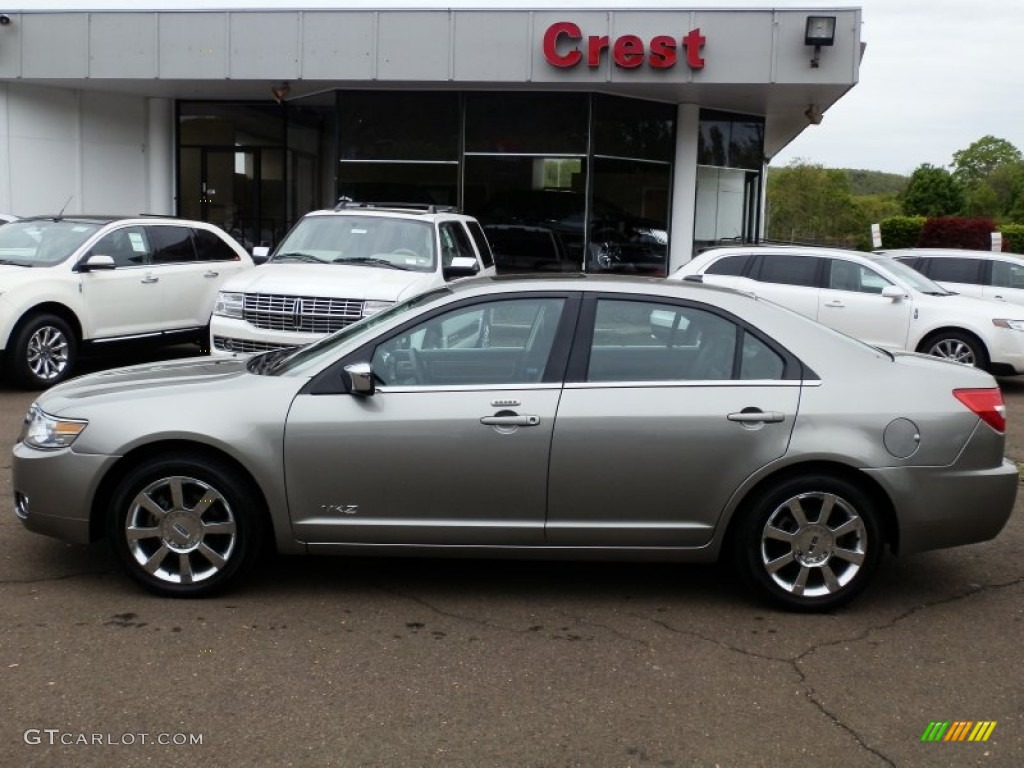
(107, 455), (266, 597)
(7, 313), (77, 389)
(921, 330), (989, 370)
(733, 474), (883, 611)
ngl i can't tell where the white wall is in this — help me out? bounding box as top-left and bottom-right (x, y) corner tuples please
(0, 83), (155, 216)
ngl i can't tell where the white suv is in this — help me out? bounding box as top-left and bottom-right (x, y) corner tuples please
(883, 248), (1024, 307)
(0, 215), (253, 388)
(210, 202), (495, 354)
(672, 245), (1024, 375)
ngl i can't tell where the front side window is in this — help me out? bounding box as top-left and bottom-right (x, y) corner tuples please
(371, 298), (565, 387)
(827, 260), (893, 294)
(991, 259), (1024, 289)
(87, 226), (151, 267)
(438, 222), (476, 268)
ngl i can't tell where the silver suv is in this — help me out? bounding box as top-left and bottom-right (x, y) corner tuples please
(210, 202), (495, 354)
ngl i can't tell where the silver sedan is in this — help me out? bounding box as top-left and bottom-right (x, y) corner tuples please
(13, 276), (1018, 611)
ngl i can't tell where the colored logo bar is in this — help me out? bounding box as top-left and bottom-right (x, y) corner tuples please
(921, 721), (997, 742)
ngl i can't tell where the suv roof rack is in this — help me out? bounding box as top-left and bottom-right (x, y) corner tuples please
(333, 199), (459, 214)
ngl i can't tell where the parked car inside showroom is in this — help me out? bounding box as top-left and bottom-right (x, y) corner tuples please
(672, 245), (1024, 374)
(14, 275), (1017, 611)
(882, 248), (1024, 306)
(0, 215), (253, 388)
(210, 201), (495, 355)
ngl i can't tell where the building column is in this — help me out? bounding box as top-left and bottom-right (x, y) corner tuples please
(146, 98), (174, 215)
(669, 103), (701, 272)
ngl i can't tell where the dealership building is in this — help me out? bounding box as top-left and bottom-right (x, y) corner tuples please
(0, 2), (862, 273)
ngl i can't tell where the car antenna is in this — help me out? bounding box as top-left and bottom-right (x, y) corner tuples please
(54, 196), (73, 221)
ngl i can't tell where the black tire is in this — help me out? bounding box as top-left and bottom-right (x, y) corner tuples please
(107, 454), (266, 598)
(920, 330), (989, 370)
(7, 313), (77, 389)
(732, 474), (883, 612)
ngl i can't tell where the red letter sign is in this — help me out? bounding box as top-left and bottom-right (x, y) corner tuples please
(543, 21), (582, 68)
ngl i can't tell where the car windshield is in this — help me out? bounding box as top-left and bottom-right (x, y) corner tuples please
(270, 215), (436, 272)
(869, 254), (952, 295)
(0, 219), (105, 267)
(259, 287), (452, 377)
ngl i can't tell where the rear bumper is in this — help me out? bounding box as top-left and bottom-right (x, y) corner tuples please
(865, 458), (1018, 555)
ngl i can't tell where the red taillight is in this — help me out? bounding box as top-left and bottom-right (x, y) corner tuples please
(953, 388), (1006, 433)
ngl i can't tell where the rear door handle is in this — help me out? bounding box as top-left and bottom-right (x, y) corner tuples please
(141, 274), (159, 284)
(727, 410), (784, 424)
(480, 414), (541, 427)
(822, 300), (844, 308)
(204, 270), (220, 278)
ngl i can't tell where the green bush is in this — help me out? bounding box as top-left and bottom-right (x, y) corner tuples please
(879, 216), (925, 249)
(1003, 224), (1024, 253)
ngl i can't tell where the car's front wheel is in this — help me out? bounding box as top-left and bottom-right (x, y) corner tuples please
(7, 313), (77, 389)
(733, 474), (883, 611)
(107, 454), (266, 597)
(920, 330), (989, 370)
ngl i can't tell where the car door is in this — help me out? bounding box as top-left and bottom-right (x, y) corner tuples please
(284, 294), (575, 545)
(77, 225), (163, 339)
(546, 296), (800, 548)
(818, 258), (913, 349)
(146, 224), (207, 331)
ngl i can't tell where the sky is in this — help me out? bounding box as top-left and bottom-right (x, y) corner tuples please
(10, 1), (1024, 176)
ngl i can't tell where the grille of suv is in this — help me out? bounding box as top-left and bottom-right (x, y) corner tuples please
(242, 293), (364, 334)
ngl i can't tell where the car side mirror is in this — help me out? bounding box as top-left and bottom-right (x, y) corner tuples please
(881, 285), (905, 301)
(443, 256), (479, 280)
(79, 254), (116, 271)
(251, 246), (271, 265)
(344, 362), (375, 396)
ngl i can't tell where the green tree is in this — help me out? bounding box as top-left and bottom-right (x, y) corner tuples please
(951, 136), (1022, 188)
(902, 163), (964, 217)
(766, 160), (860, 245)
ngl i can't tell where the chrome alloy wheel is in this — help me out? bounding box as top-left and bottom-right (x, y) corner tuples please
(926, 337), (976, 366)
(759, 492), (867, 598)
(26, 324), (70, 381)
(124, 475), (238, 586)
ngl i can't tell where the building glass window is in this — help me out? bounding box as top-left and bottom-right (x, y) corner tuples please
(465, 93), (588, 155)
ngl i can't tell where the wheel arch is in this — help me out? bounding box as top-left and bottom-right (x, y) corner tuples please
(722, 460), (899, 555)
(89, 439), (275, 546)
(915, 326), (989, 360)
(5, 302), (84, 347)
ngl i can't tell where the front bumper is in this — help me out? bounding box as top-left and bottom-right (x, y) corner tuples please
(209, 316), (321, 357)
(13, 442), (119, 544)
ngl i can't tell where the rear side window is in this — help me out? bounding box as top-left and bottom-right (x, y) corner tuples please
(149, 226), (197, 264)
(756, 255), (820, 287)
(705, 253), (751, 276)
(193, 228), (240, 262)
(466, 220), (495, 268)
(922, 257), (982, 285)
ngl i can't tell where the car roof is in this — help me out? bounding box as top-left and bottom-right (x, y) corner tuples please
(880, 248), (1020, 259)
(16, 215), (212, 226)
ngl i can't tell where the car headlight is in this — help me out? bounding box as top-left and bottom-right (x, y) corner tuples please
(214, 291), (244, 319)
(20, 403), (88, 450)
(363, 300), (394, 318)
(993, 319), (1024, 331)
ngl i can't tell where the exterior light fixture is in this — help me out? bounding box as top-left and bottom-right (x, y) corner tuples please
(271, 82), (291, 104)
(804, 104), (823, 125)
(805, 15), (836, 68)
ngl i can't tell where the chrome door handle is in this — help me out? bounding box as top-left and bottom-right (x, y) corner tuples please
(204, 270), (220, 278)
(141, 275), (159, 284)
(480, 414), (541, 427)
(727, 410), (784, 423)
